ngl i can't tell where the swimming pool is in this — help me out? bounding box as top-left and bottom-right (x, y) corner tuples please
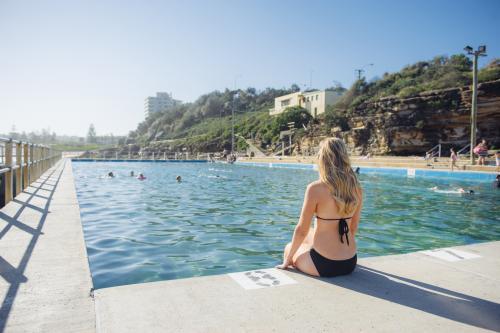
(72, 161), (500, 289)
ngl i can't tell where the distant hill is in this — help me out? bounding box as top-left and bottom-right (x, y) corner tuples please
(126, 55), (500, 154)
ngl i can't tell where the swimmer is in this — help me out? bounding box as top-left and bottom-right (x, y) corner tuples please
(176, 175), (182, 183)
(430, 186), (473, 194)
(494, 175), (500, 188)
(458, 188), (474, 195)
(137, 173), (146, 180)
(108, 172), (115, 178)
(354, 167), (360, 174)
(130, 171), (135, 177)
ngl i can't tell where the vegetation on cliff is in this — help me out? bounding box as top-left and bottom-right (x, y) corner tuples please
(323, 56), (500, 130)
(128, 55), (499, 153)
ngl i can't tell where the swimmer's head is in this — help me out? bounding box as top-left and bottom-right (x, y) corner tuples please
(108, 172), (114, 177)
(176, 175), (182, 182)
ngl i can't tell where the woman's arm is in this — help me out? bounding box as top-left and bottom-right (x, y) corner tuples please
(350, 187), (363, 236)
(277, 183), (317, 269)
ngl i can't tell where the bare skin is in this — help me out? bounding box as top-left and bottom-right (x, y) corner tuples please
(277, 180), (363, 276)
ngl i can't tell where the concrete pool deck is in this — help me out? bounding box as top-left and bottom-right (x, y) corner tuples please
(1, 159), (500, 332)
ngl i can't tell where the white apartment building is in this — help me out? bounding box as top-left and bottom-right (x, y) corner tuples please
(269, 90), (342, 118)
(144, 92), (181, 117)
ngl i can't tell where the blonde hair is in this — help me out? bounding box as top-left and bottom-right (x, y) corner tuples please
(317, 138), (360, 216)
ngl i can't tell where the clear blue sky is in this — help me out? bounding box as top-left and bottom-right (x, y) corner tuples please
(1, 0), (499, 136)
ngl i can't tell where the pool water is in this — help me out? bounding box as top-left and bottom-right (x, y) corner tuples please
(72, 162), (500, 289)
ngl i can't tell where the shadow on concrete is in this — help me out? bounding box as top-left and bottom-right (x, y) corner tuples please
(0, 161), (65, 332)
(309, 265), (500, 331)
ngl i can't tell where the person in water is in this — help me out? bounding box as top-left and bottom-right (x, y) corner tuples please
(176, 175), (182, 183)
(137, 173), (146, 180)
(130, 171), (135, 177)
(108, 172), (115, 178)
(277, 138), (362, 277)
(458, 188), (474, 194)
(431, 186), (474, 194)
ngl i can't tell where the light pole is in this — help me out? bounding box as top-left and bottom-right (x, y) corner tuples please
(464, 45), (487, 165)
(231, 75), (242, 155)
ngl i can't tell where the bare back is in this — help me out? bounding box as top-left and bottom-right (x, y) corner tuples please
(310, 181), (362, 260)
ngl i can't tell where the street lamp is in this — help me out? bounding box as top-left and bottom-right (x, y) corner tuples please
(464, 45), (487, 165)
(231, 75), (242, 155)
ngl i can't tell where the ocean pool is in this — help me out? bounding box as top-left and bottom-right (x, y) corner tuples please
(72, 161), (500, 289)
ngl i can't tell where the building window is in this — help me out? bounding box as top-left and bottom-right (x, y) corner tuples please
(281, 99), (291, 107)
(314, 107), (318, 117)
(316, 95), (319, 100)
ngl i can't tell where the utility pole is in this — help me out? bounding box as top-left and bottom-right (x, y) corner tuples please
(464, 45), (487, 165)
(354, 63), (373, 81)
(355, 69), (364, 81)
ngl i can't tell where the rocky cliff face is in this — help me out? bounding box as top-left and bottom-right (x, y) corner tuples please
(334, 79), (500, 155)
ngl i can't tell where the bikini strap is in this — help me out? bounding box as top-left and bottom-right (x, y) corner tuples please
(338, 218), (350, 246)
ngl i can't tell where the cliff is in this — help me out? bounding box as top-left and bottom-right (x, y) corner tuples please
(335, 79), (500, 155)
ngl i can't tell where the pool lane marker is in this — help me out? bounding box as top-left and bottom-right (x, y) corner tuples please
(420, 248), (481, 262)
(229, 268), (297, 290)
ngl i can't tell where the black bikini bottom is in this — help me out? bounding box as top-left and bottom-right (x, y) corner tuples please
(310, 248), (357, 277)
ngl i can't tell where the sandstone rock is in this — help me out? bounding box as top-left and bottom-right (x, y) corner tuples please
(339, 79), (500, 155)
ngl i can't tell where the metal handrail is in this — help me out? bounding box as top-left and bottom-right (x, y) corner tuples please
(0, 138), (62, 208)
(426, 143), (441, 158)
(0, 137), (50, 147)
(457, 144), (470, 156)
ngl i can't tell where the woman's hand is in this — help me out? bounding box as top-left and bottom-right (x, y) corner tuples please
(276, 257), (293, 270)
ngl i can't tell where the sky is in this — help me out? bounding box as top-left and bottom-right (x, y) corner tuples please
(0, 0), (499, 137)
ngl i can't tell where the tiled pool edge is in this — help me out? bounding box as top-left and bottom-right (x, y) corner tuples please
(236, 160), (498, 182)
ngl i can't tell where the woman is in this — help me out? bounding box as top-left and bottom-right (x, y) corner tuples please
(473, 140), (488, 166)
(277, 138), (363, 277)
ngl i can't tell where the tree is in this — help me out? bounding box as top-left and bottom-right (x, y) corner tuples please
(273, 106), (312, 134)
(87, 124), (97, 143)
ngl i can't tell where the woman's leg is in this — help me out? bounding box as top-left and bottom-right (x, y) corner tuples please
(283, 228), (314, 260)
(293, 246), (319, 276)
(292, 228), (319, 276)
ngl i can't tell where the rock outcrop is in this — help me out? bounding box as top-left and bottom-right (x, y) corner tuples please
(336, 80), (500, 155)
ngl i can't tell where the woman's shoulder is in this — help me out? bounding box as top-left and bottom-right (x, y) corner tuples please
(308, 180), (325, 188)
(306, 180), (329, 194)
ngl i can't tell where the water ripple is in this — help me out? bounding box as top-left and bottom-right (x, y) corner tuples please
(73, 162), (500, 289)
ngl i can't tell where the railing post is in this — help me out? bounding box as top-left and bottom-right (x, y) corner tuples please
(438, 144), (441, 158)
(15, 142), (22, 196)
(23, 143), (29, 189)
(35, 146), (40, 180)
(29, 144), (34, 184)
(4, 140), (13, 205)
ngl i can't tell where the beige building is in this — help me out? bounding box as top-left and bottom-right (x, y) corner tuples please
(269, 90), (342, 118)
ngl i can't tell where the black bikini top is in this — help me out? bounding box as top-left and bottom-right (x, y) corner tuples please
(315, 215), (353, 246)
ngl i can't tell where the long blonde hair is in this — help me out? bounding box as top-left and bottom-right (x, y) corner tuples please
(317, 138), (360, 216)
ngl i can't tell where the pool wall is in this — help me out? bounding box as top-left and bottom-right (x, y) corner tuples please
(236, 161), (498, 182)
(72, 159), (207, 163)
(70, 158), (497, 182)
